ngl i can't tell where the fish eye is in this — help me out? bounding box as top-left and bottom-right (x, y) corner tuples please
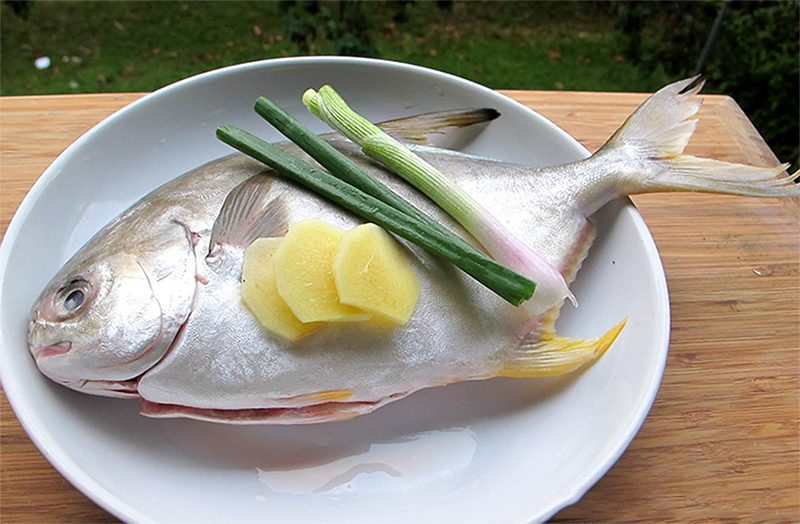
(64, 289), (85, 311)
(55, 278), (91, 318)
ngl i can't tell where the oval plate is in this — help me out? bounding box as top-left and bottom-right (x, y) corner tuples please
(0, 57), (669, 523)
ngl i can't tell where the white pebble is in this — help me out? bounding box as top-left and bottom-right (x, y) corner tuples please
(34, 56), (51, 70)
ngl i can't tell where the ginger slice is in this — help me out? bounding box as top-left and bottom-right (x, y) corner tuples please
(273, 220), (370, 323)
(333, 223), (420, 324)
(241, 237), (324, 341)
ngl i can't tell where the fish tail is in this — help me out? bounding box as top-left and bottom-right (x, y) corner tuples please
(498, 319), (627, 378)
(600, 76), (799, 198)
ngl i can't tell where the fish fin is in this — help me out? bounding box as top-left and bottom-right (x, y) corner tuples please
(499, 319), (626, 378)
(560, 219), (597, 285)
(140, 398), (380, 424)
(286, 389), (354, 404)
(605, 75), (704, 157)
(209, 175), (289, 255)
(642, 156), (798, 197)
(377, 108), (500, 144)
(601, 76), (799, 198)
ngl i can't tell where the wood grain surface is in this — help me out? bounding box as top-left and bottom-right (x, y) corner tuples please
(1, 90), (798, 523)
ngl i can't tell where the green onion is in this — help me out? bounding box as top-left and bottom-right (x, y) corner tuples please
(216, 125), (535, 306)
(303, 86), (573, 314)
(255, 96), (433, 226)
(253, 97), (519, 291)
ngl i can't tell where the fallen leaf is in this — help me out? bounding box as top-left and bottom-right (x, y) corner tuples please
(548, 49), (562, 60)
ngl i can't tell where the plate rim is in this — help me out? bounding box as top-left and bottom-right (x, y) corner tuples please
(0, 56), (670, 524)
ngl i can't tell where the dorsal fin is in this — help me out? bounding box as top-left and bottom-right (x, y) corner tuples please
(209, 175), (289, 257)
(377, 108), (500, 144)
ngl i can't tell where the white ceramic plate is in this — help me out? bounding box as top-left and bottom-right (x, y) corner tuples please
(0, 57), (669, 523)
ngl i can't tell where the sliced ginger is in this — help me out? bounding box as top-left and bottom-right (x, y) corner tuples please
(241, 238), (324, 341)
(333, 223), (420, 324)
(242, 221), (419, 340)
(273, 220), (370, 323)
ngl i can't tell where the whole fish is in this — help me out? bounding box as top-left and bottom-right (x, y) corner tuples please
(27, 78), (798, 424)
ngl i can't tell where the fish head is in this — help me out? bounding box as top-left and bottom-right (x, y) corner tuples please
(28, 250), (168, 395)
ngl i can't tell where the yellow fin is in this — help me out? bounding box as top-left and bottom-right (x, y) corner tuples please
(289, 389), (354, 403)
(500, 319), (627, 378)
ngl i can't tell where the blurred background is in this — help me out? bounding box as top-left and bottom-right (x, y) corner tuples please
(1, 0), (797, 168)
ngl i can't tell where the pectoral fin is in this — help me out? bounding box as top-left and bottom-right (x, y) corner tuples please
(209, 175), (289, 256)
(499, 319), (626, 377)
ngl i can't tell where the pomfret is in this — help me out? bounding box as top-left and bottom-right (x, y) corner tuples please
(28, 78), (798, 423)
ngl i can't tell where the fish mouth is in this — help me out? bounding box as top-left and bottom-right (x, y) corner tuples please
(31, 340), (149, 398)
(31, 341), (72, 363)
(77, 378), (141, 398)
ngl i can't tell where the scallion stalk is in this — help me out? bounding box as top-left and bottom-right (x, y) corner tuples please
(216, 125), (536, 306)
(253, 97), (522, 297)
(303, 86), (574, 314)
(254, 96), (433, 226)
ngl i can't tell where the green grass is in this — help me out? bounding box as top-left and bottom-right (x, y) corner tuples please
(1, 1), (301, 95)
(0, 1), (670, 96)
(4, 1), (793, 168)
(375, 2), (670, 91)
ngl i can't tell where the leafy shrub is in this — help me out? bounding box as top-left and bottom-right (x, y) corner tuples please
(279, 0), (378, 57)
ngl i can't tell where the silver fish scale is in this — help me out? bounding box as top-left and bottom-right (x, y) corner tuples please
(136, 148), (547, 409)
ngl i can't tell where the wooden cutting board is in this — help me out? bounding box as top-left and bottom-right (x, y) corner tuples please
(1, 90), (798, 522)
